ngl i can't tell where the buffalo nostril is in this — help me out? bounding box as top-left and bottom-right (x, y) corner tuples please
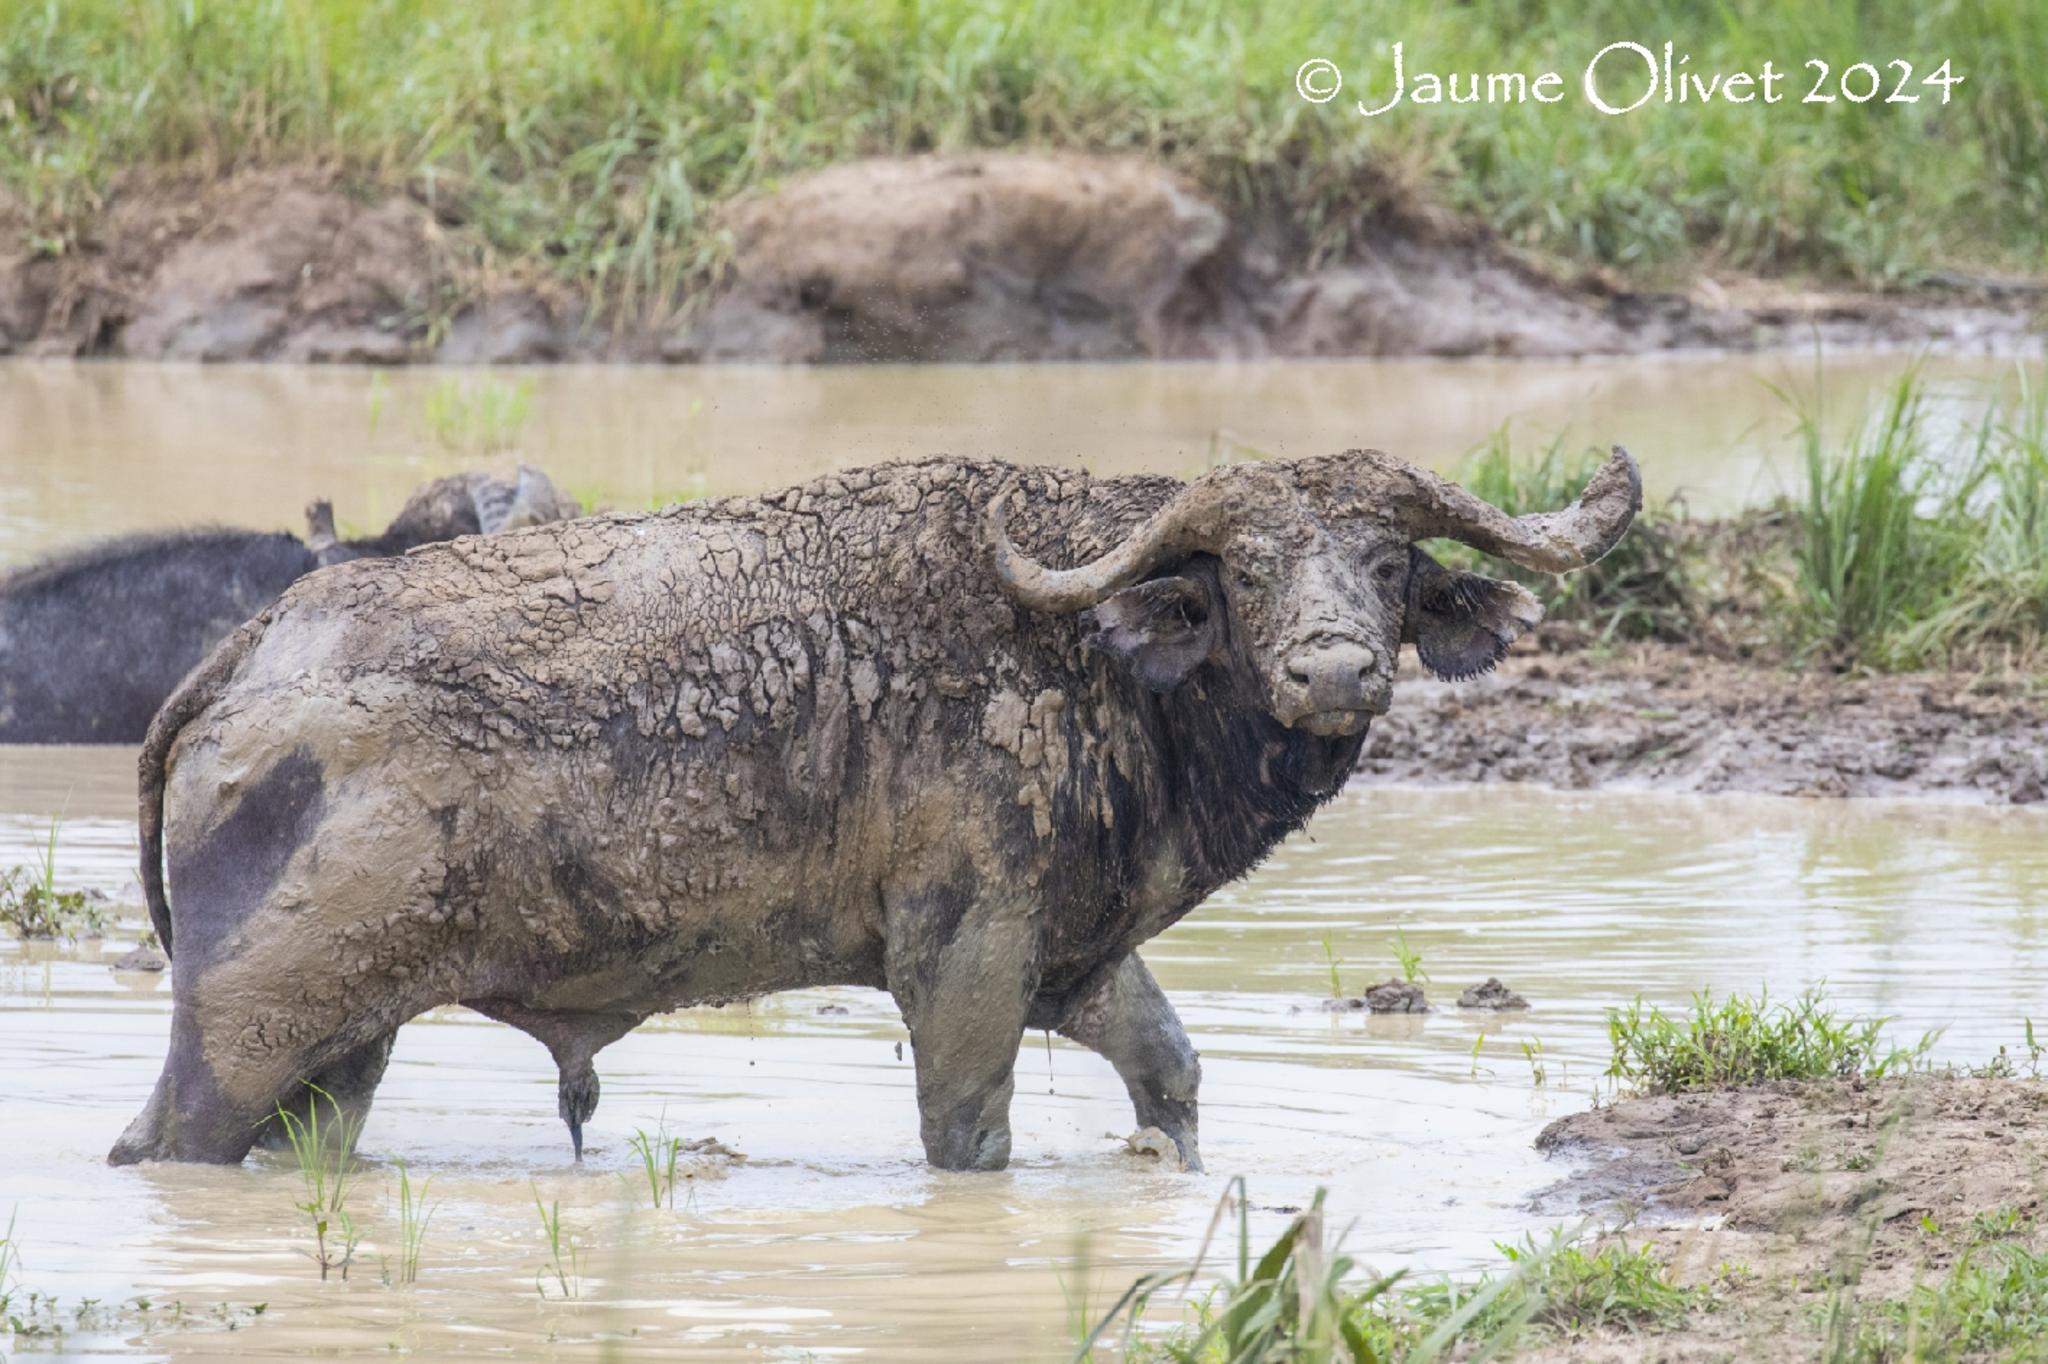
(1287, 660), (1314, 689)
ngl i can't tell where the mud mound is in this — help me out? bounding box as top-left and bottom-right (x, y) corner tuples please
(672, 152), (1686, 361)
(1517, 1077), (2048, 1361)
(672, 154), (1241, 362)
(1359, 642), (2048, 804)
(8, 155), (2027, 364)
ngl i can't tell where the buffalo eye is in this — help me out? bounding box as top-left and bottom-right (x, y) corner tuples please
(1373, 559), (1403, 584)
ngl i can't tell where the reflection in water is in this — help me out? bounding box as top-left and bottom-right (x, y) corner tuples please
(1, 779), (2043, 1359)
(0, 353), (2026, 563)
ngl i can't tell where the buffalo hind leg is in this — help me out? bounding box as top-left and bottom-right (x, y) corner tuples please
(258, 1031), (399, 1152)
(467, 1000), (641, 1158)
(884, 885), (1039, 1172)
(1058, 953), (1203, 1172)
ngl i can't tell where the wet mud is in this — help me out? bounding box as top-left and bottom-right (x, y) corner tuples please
(3, 157), (2037, 364)
(1522, 1076), (2048, 1362)
(1360, 640), (2048, 805)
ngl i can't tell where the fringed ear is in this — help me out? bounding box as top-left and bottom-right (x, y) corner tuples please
(1403, 548), (1543, 681)
(1081, 570), (1224, 693)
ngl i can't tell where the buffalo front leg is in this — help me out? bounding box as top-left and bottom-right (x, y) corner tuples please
(884, 885), (1041, 1172)
(1059, 953), (1203, 1172)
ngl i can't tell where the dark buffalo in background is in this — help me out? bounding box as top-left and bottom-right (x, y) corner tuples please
(0, 466), (579, 744)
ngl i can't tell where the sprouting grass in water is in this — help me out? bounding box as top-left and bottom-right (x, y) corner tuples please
(1389, 929), (1428, 985)
(387, 1161), (436, 1286)
(532, 1186), (581, 1301)
(274, 1084), (363, 1282)
(626, 1119), (685, 1210)
(0, 1208), (20, 1320)
(422, 376), (534, 458)
(1083, 1181), (1698, 1362)
(1317, 933), (1346, 999)
(1607, 987), (1937, 1096)
(0, 815), (107, 942)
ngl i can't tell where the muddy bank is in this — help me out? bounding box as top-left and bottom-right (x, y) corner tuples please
(1358, 640), (2048, 805)
(2, 156), (2038, 364)
(1517, 1076), (2048, 1361)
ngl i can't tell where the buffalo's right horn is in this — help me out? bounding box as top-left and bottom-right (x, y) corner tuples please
(986, 480), (1234, 614)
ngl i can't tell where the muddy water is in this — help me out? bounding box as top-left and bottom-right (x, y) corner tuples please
(3, 352), (2044, 1357)
(4, 759), (2046, 1360)
(0, 352), (2028, 563)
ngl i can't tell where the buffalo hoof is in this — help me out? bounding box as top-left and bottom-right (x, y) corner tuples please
(924, 1124), (1012, 1172)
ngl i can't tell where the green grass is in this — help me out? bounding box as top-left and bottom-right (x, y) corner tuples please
(531, 1186), (581, 1301)
(1086, 1182), (1699, 1362)
(421, 376), (535, 457)
(1787, 370), (2048, 669)
(0, 816), (108, 943)
(1831, 1220), (2048, 1363)
(1607, 987), (1937, 1096)
(274, 1084), (363, 1282)
(1435, 428), (1695, 644)
(626, 1119), (687, 1210)
(4, 0), (2043, 315)
(387, 1161), (435, 1287)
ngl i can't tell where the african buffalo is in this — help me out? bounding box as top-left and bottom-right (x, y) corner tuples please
(0, 467), (578, 743)
(112, 447), (1638, 1170)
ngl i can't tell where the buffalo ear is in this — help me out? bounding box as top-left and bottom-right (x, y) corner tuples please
(1403, 547), (1544, 681)
(1082, 571), (1223, 693)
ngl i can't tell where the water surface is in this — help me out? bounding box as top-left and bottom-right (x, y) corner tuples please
(0, 353), (2025, 564)
(3, 772), (2043, 1361)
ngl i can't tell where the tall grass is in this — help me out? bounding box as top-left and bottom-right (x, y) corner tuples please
(1787, 371), (2048, 669)
(3, 0), (2043, 310)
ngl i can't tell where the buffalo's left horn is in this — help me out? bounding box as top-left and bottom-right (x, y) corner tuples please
(1391, 445), (1642, 573)
(986, 479), (1234, 613)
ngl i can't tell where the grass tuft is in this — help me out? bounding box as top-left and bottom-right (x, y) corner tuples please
(274, 1084), (363, 1282)
(531, 1186), (581, 1301)
(1607, 987), (1936, 1096)
(626, 1119), (686, 1210)
(1785, 370), (2048, 669)
(0, 816), (108, 942)
(388, 1161), (435, 1286)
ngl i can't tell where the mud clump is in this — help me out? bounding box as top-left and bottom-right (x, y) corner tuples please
(1359, 643), (2048, 805)
(1363, 978), (1431, 1014)
(110, 945), (168, 973)
(1458, 978), (1529, 1010)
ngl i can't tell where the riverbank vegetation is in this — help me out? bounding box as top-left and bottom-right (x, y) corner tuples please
(4, 0), (2043, 313)
(1447, 371), (2048, 675)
